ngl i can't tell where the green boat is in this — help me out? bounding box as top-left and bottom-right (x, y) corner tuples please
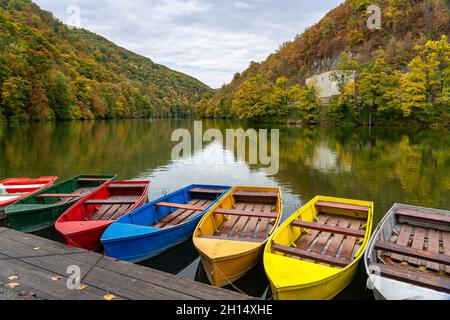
(5, 174), (117, 233)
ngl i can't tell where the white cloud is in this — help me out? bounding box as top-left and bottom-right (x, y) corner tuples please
(34, 0), (343, 88)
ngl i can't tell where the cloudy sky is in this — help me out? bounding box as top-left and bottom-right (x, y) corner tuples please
(34, 0), (343, 88)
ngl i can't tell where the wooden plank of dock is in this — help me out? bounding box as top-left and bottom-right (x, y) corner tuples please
(0, 227), (251, 300)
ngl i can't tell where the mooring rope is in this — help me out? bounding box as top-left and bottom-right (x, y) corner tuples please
(213, 263), (248, 296)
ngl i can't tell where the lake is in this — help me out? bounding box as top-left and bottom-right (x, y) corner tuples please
(1, 119), (449, 299)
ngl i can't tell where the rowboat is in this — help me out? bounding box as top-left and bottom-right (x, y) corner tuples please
(101, 185), (231, 263)
(0, 176), (58, 224)
(55, 181), (150, 251)
(193, 186), (283, 288)
(365, 203), (450, 300)
(264, 196), (373, 300)
(5, 174), (117, 233)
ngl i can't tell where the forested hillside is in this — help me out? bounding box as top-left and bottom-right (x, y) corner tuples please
(0, 0), (212, 121)
(198, 0), (450, 126)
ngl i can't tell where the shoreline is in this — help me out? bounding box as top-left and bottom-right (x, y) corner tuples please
(0, 117), (448, 129)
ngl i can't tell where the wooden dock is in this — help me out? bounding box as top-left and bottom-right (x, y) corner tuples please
(0, 227), (251, 300)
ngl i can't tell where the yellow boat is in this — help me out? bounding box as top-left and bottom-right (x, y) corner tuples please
(264, 196), (373, 300)
(193, 186), (283, 288)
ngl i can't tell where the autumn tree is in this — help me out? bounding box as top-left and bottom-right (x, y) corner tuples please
(401, 35), (450, 122)
(194, 92), (213, 118)
(385, 0), (413, 35)
(29, 77), (53, 120)
(297, 84), (321, 124)
(0, 76), (30, 120)
(266, 77), (300, 118)
(358, 51), (401, 126)
(231, 74), (273, 121)
(48, 70), (74, 119)
(330, 53), (358, 96)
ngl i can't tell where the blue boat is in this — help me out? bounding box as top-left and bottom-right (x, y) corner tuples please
(101, 184), (231, 263)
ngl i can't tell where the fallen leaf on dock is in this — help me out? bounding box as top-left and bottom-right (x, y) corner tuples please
(33, 247), (40, 251)
(104, 294), (116, 300)
(8, 275), (19, 280)
(7, 282), (21, 288)
(78, 284), (88, 290)
(51, 276), (62, 281)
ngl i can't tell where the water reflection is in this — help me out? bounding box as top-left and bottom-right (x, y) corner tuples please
(1, 119), (449, 299)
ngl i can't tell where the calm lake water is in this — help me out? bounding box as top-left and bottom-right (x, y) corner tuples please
(1, 119), (449, 299)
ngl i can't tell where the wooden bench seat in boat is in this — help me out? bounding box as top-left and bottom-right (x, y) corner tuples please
(85, 196), (142, 220)
(0, 193), (28, 197)
(233, 191), (278, 199)
(153, 199), (213, 229)
(155, 202), (206, 211)
(291, 220), (366, 238)
(199, 235), (263, 243)
(396, 208), (450, 232)
(85, 199), (138, 205)
(107, 184), (149, 189)
(214, 208), (278, 219)
(214, 202), (278, 240)
(37, 194), (84, 198)
(89, 204), (134, 221)
(290, 214), (366, 267)
(316, 201), (370, 215)
(396, 208), (450, 224)
(77, 178), (111, 183)
(188, 188), (228, 195)
(375, 241), (450, 266)
(271, 243), (352, 268)
(379, 221), (450, 274)
(372, 263), (450, 293)
(0, 185), (45, 190)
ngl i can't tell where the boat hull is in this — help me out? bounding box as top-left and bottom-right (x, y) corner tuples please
(193, 186), (283, 288)
(63, 223), (113, 251)
(102, 185), (231, 263)
(56, 181), (150, 251)
(264, 195), (374, 300)
(268, 258), (360, 300)
(8, 203), (75, 233)
(364, 203), (450, 300)
(0, 177), (58, 208)
(6, 175), (116, 233)
(199, 246), (264, 288)
(104, 215), (204, 263)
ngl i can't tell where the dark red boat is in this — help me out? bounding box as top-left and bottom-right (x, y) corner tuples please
(55, 181), (150, 251)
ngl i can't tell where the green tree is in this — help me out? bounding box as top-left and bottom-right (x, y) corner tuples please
(330, 53), (359, 96)
(401, 35), (450, 122)
(385, 0), (413, 35)
(358, 51), (401, 126)
(266, 77), (300, 118)
(297, 84), (321, 124)
(195, 92), (213, 118)
(231, 74), (273, 121)
(48, 70), (74, 119)
(0, 76), (30, 119)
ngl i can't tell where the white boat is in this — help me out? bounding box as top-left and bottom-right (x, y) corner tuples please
(365, 203), (450, 300)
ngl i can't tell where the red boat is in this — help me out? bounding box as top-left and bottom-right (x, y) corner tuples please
(0, 176), (58, 220)
(55, 181), (150, 251)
